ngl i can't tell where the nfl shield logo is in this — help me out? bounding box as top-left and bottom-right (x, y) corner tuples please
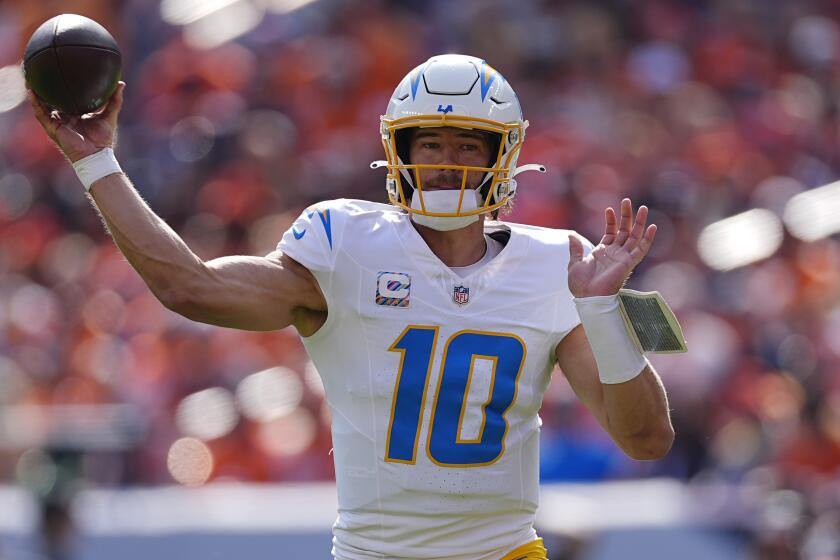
(453, 285), (470, 305)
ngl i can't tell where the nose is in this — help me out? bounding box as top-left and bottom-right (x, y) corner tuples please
(437, 143), (458, 165)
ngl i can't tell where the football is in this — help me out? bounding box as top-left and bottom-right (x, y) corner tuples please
(23, 14), (121, 116)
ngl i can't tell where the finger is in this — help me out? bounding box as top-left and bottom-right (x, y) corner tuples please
(614, 198), (632, 245)
(101, 81), (125, 123)
(28, 90), (58, 133)
(630, 224), (657, 261)
(568, 234), (584, 265)
(30, 92), (76, 142)
(624, 204), (648, 251)
(601, 207), (617, 245)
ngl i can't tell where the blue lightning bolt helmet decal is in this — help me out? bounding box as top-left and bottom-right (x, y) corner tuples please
(480, 62), (498, 102)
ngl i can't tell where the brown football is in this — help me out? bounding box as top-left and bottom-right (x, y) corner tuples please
(23, 14), (122, 116)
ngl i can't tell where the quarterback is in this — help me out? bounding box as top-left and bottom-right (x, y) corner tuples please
(30, 54), (674, 560)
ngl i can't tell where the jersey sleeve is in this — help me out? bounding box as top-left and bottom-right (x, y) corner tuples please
(276, 200), (344, 273)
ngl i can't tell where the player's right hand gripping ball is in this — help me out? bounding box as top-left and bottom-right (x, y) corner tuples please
(23, 14), (122, 116)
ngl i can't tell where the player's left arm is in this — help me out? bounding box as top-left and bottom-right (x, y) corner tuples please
(554, 325), (673, 460)
(557, 198), (674, 460)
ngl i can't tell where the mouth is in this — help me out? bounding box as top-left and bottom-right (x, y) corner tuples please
(422, 184), (461, 191)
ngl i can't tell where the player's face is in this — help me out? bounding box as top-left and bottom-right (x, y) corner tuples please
(408, 127), (492, 192)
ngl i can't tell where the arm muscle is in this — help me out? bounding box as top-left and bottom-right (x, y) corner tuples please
(554, 325), (674, 460)
(87, 172), (325, 332)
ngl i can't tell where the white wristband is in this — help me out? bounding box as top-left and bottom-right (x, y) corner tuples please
(72, 148), (122, 191)
(574, 294), (649, 384)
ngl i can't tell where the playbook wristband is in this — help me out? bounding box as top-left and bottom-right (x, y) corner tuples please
(574, 294), (649, 384)
(72, 148), (122, 191)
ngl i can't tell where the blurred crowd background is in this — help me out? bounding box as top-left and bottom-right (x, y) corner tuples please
(2, 0), (840, 558)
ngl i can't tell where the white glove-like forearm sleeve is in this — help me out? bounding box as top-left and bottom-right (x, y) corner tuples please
(72, 148), (122, 191)
(574, 294), (649, 384)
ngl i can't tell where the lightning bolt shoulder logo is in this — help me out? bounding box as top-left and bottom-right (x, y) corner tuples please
(291, 209), (333, 248)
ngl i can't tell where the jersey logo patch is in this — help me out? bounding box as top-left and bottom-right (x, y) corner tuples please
(292, 227), (306, 239)
(376, 272), (411, 307)
(453, 285), (470, 305)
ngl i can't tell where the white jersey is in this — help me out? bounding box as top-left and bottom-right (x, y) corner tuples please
(277, 199), (588, 560)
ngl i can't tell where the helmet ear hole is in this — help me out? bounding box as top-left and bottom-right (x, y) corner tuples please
(386, 178), (399, 200)
(493, 179), (517, 202)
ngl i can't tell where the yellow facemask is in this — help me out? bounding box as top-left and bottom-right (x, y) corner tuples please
(374, 114), (527, 218)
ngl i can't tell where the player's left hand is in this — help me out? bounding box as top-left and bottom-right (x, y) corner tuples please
(568, 198), (657, 298)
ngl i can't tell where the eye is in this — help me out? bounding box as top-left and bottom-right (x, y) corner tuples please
(460, 143), (479, 151)
(421, 142), (440, 150)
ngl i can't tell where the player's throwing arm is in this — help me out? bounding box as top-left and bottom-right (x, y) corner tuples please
(27, 82), (326, 334)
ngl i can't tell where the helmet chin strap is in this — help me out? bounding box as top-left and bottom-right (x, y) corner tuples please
(410, 189), (481, 231)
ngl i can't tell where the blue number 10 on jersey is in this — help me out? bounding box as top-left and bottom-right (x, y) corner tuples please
(385, 326), (527, 467)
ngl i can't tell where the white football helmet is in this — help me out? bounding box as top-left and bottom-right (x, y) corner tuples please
(371, 54), (545, 220)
